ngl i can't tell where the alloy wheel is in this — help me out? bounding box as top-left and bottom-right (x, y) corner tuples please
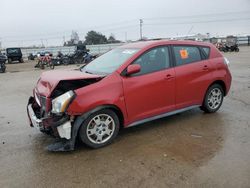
(207, 88), (222, 110)
(86, 114), (115, 144)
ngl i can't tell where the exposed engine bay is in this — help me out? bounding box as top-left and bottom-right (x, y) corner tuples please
(51, 78), (102, 98)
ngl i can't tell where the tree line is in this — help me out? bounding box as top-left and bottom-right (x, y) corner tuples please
(64, 30), (121, 46)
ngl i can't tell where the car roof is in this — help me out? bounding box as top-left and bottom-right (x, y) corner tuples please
(119, 40), (213, 49)
(6, 47), (21, 50)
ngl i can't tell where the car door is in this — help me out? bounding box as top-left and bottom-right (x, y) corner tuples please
(121, 46), (175, 124)
(172, 45), (212, 109)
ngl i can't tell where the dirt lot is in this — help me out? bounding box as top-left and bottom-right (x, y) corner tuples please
(0, 47), (250, 188)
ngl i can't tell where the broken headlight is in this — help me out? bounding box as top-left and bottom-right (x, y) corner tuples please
(51, 90), (75, 114)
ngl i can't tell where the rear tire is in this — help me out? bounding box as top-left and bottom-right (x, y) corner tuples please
(19, 58), (24, 63)
(201, 84), (224, 113)
(79, 109), (120, 149)
(0, 65), (6, 73)
(8, 58), (12, 63)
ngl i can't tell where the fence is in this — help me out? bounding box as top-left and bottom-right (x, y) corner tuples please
(0, 43), (124, 59)
(20, 43), (124, 58)
(1, 36), (250, 58)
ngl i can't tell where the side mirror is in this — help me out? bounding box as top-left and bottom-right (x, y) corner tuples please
(126, 64), (141, 75)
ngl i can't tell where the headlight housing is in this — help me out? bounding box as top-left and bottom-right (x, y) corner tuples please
(51, 90), (75, 114)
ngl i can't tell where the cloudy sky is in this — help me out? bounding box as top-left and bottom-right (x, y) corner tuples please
(1, 0), (250, 47)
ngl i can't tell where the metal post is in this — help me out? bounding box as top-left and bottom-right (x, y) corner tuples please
(139, 19), (143, 40)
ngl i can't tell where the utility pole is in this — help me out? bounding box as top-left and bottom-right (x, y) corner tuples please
(41, 39), (44, 47)
(63, 36), (65, 45)
(139, 19), (143, 40)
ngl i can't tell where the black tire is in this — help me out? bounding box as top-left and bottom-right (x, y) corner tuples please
(0, 65), (6, 73)
(19, 58), (24, 63)
(63, 59), (69, 65)
(235, 48), (239, 52)
(8, 58), (12, 63)
(40, 62), (45, 70)
(201, 84), (224, 113)
(79, 109), (120, 148)
(49, 62), (55, 69)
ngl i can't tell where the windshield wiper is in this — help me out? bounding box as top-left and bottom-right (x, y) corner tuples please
(85, 71), (94, 74)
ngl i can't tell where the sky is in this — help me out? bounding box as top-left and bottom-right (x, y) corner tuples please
(0, 0), (250, 47)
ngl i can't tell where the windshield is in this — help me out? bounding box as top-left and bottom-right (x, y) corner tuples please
(81, 48), (139, 75)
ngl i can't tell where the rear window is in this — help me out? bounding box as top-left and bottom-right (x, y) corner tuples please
(7, 48), (21, 54)
(173, 46), (202, 66)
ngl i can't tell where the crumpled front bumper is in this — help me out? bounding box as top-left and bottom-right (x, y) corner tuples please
(27, 97), (71, 140)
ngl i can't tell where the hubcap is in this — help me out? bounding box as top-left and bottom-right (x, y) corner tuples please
(207, 88), (222, 110)
(86, 114), (115, 144)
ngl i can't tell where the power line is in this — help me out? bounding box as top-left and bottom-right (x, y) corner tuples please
(1, 10), (250, 46)
(2, 10), (249, 40)
(143, 10), (250, 21)
(144, 17), (250, 26)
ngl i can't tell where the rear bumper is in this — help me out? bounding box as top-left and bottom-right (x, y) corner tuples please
(27, 97), (72, 139)
(8, 56), (22, 60)
(225, 69), (232, 96)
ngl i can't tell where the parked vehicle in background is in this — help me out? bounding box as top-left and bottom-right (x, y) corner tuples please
(63, 49), (97, 65)
(63, 49), (86, 65)
(28, 53), (36, 60)
(35, 51), (54, 69)
(6, 48), (24, 63)
(216, 42), (239, 52)
(27, 40), (232, 151)
(51, 51), (64, 66)
(0, 53), (7, 73)
(62, 44), (97, 65)
(83, 49), (98, 64)
(228, 44), (239, 52)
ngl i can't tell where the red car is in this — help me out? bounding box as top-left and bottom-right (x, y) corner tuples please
(27, 40), (232, 151)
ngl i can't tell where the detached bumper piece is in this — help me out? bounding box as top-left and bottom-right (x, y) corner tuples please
(27, 97), (75, 152)
(28, 104), (42, 130)
(47, 139), (74, 152)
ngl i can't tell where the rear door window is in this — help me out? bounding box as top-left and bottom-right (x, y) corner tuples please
(173, 46), (202, 66)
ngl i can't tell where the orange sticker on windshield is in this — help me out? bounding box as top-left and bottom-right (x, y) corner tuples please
(180, 49), (188, 59)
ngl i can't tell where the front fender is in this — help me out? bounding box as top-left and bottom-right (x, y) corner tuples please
(66, 72), (128, 121)
(47, 105), (119, 152)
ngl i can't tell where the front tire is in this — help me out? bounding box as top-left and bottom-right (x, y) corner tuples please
(201, 84), (224, 113)
(79, 109), (120, 148)
(49, 62), (55, 69)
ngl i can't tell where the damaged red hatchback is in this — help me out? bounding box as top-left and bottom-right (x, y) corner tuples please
(27, 40), (232, 151)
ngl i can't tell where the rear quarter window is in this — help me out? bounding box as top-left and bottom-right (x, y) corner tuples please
(201, 47), (210, 59)
(173, 46), (202, 66)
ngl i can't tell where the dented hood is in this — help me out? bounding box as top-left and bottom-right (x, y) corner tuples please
(36, 69), (102, 97)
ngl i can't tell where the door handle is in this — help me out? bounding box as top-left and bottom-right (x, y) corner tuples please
(203, 65), (209, 70)
(165, 74), (174, 80)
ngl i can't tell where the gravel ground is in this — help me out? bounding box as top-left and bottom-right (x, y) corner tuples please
(0, 47), (250, 188)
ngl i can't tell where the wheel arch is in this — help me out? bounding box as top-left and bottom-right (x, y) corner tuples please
(101, 104), (125, 129)
(72, 105), (124, 144)
(209, 80), (227, 96)
(202, 80), (227, 105)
